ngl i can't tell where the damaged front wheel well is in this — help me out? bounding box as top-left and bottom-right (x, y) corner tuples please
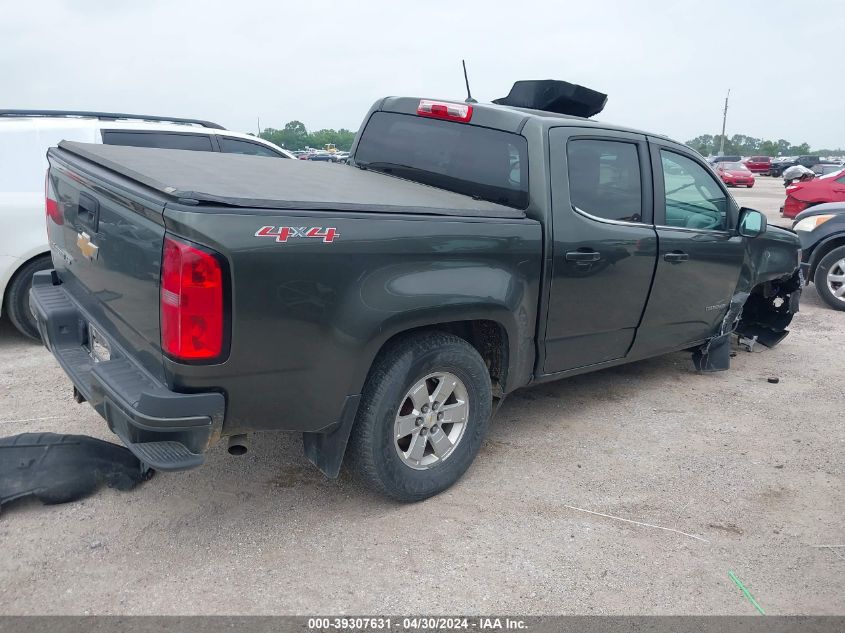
(693, 270), (802, 372)
(736, 270), (802, 347)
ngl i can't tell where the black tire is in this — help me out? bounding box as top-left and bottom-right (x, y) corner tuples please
(4, 255), (51, 340)
(346, 332), (492, 502)
(814, 245), (845, 311)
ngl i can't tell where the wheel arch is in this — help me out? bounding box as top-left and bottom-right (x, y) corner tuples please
(808, 234), (845, 281)
(1, 250), (52, 318)
(367, 318), (513, 397)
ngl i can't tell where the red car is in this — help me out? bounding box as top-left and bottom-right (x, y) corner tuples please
(782, 168), (845, 218)
(715, 162), (755, 187)
(744, 156), (772, 174)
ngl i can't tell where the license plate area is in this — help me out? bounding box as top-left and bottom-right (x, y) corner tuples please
(87, 324), (111, 363)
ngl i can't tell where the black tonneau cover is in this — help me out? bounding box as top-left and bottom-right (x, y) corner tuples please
(54, 141), (524, 219)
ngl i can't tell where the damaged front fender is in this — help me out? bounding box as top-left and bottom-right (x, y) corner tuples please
(693, 229), (803, 372)
(692, 270), (801, 372)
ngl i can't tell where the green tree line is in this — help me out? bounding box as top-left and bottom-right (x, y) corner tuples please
(259, 120), (357, 152)
(684, 134), (843, 157)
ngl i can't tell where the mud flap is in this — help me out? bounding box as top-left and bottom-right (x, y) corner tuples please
(0, 433), (149, 511)
(692, 291), (748, 372)
(692, 332), (732, 372)
(302, 394), (360, 478)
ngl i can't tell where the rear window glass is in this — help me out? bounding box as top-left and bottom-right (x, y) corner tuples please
(219, 136), (285, 157)
(101, 131), (214, 152)
(354, 111), (528, 209)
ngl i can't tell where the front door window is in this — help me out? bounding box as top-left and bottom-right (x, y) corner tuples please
(660, 151), (729, 231)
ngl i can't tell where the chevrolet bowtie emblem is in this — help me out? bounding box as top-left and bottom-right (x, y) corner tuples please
(77, 231), (99, 260)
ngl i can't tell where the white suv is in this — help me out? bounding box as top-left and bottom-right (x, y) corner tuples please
(0, 110), (294, 339)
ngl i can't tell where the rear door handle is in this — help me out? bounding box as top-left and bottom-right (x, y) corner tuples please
(664, 251), (689, 263)
(565, 250), (601, 262)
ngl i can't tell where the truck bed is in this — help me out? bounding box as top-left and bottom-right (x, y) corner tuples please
(56, 141), (525, 218)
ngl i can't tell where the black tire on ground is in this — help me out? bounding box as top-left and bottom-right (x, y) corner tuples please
(346, 332), (493, 502)
(4, 255), (51, 340)
(814, 245), (845, 311)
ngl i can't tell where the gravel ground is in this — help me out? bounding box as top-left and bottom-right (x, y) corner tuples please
(0, 177), (842, 615)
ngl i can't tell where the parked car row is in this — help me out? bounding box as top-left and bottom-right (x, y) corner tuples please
(293, 149), (350, 163)
(769, 155), (843, 178)
(707, 154), (844, 178)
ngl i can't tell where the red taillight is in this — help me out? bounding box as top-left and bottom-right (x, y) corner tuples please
(45, 172), (63, 226)
(417, 99), (473, 122)
(783, 195), (809, 219)
(160, 236), (227, 362)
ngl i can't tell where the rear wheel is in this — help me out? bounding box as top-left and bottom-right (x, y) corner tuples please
(346, 332), (492, 502)
(814, 246), (845, 311)
(4, 255), (51, 340)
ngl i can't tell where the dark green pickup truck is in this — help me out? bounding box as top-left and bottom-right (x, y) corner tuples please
(32, 82), (802, 501)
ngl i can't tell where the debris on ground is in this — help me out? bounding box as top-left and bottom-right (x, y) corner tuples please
(0, 433), (150, 513)
(564, 504), (709, 543)
(728, 570), (766, 615)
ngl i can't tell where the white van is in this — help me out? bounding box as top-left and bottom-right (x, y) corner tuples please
(0, 110), (294, 339)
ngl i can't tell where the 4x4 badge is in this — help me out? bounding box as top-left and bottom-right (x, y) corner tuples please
(254, 226), (339, 243)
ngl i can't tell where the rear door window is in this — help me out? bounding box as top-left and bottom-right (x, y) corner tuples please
(566, 139), (643, 222)
(219, 137), (286, 157)
(101, 130), (214, 152)
(354, 111), (528, 209)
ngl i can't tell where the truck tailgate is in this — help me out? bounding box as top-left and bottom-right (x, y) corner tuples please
(46, 147), (167, 382)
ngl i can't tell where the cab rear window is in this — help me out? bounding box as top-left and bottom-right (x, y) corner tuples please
(354, 111), (528, 209)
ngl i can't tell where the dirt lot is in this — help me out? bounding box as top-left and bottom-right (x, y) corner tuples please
(0, 176), (842, 615)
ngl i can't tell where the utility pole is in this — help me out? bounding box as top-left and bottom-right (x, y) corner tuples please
(257, 116), (261, 137)
(718, 89), (730, 155)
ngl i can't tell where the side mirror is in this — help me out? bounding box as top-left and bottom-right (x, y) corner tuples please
(738, 208), (767, 238)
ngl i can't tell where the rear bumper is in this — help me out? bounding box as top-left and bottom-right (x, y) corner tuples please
(29, 271), (225, 471)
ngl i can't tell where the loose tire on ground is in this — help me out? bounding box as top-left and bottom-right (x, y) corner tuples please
(814, 245), (845, 311)
(4, 256), (51, 340)
(346, 332), (493, 502)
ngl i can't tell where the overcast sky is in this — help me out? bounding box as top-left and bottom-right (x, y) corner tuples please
(4, 0), (842, 149)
